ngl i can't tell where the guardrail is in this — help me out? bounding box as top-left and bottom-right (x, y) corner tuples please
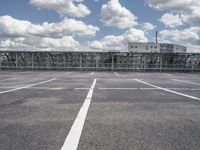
(0, 51), (199, 72)
(0, 63), (199, 72)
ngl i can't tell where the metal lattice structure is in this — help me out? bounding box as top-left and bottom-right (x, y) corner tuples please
(0, 51), (200, 71)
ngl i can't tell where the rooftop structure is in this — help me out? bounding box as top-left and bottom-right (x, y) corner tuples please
(128, 42), (187, 53)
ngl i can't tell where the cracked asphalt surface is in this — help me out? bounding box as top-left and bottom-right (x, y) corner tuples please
(0, 71), (200, 150)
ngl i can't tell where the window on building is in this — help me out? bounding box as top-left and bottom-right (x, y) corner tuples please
(135, 46), (137, 48)
(154, 46), (157, 49)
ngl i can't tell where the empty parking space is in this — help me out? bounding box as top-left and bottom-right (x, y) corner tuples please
(0, 71), (92, 150)
(0, 71), (200, 150)
(78, 76), (200, 150)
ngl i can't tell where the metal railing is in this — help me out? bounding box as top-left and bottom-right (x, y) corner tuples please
(0, 62), (199, 72)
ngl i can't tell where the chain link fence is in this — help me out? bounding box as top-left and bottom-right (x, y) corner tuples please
(0, 51), (200, 72)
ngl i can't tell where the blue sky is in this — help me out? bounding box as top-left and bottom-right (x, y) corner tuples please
(0, 0), (199, 52)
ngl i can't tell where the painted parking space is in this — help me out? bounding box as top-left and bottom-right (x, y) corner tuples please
(0, 71), (200, 150)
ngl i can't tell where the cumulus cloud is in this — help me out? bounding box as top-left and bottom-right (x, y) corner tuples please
(0, 15), (100, 50)
(160, 28), (200, 44)
(30, 0), (91, 17)
(160, 13), (184, 28)
(89, 28), (148, 51)
(0, 16), (99, 38)
(143, 22), (157, 30)
(100, 0), (138, 29)
(146, 0), (200, 26)
(146, 0), (200, 12)
(0, 36), (79, 50)
(0, 38), (28, 49)
(41, 36), (79, 49)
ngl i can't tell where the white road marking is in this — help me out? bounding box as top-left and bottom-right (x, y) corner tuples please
(66, 72), (73, 75)
(134, 79), (200, 101)
(61, 79), (97, 150)
(99, 88), (155, 90)
(0, 78), (17, 82)
(173, 79), (200, 86)
(165, 73), (175, 76)
(0, 87), (63, 90)
(74, 88), (90, 90)
(114, 72), (119, 76)
(91, 72), (94, 75)
(99, 88), (200, 90)
(99, 88), (200, 91)
(0, 78), (56, 94)
(14, 71), (31, 74)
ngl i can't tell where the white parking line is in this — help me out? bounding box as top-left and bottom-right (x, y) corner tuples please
(91, 72), (94, 75)
(173, 79), (200, 86)
(99, 88), (155, 90)
(61, 79), (97, 150)
(14, 71), (31, 74)
(99, 88), (200, 91)
(134, 79), (200, 101)
(74, 88), (90, 90)
(66, 72), (73, 75)
(0, 78), (17, 82)
(0, 87), (63, 90)
(114, 72), (119, 76)
(0, 78), (56, 94)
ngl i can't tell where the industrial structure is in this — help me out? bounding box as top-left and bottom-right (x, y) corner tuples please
(128, 42), (187, 53)
(0, 51), (199, 72)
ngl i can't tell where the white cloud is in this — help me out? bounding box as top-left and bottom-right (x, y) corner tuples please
(160, 13), (184, 28)
(146, 0), (200, 12)
(89, 28), (148, 51)
(0, 38), (28, 49)
(160, 28), (200, 44)
(41, 18), (99, 38)
(30, 0), (91, 17)
(143, 22), (157, 30)
(34, 36), (79, 49)
(0, 16), (99, 38)
(146, 0), (200, 26)
(100, 0), (138, 29)
(0, 15), (100, 50)
(0, 36), (79, 50)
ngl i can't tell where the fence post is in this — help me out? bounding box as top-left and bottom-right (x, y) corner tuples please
(143, 54), (146, 71)
(0, 53), (2, 70)
(111, 54), (114, 71)
(79, 53), (82, 70)
(31, 52), (34, 71)
(16, 53), (18, 70)
(47, 53), (50, 70)
(95, 54), (98, 71)
(160, 54), (162, 72)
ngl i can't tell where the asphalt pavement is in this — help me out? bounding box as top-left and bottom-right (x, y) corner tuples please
(0, 71), (200, 150)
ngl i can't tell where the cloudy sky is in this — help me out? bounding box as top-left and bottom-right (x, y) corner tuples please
(0, 0), (200, 52)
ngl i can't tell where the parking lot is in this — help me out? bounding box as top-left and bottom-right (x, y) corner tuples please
(0, 71), (200, 150)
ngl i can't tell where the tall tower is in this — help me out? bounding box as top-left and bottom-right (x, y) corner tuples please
(155, 31), (158, 43)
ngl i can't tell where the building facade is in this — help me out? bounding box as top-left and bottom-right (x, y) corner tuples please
(128, 42), (187, 53)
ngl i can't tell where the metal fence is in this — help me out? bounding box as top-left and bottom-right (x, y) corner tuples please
(0, 51), (200, 72)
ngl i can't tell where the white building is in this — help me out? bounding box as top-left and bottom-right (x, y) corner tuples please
(128, 42), (187, 53)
